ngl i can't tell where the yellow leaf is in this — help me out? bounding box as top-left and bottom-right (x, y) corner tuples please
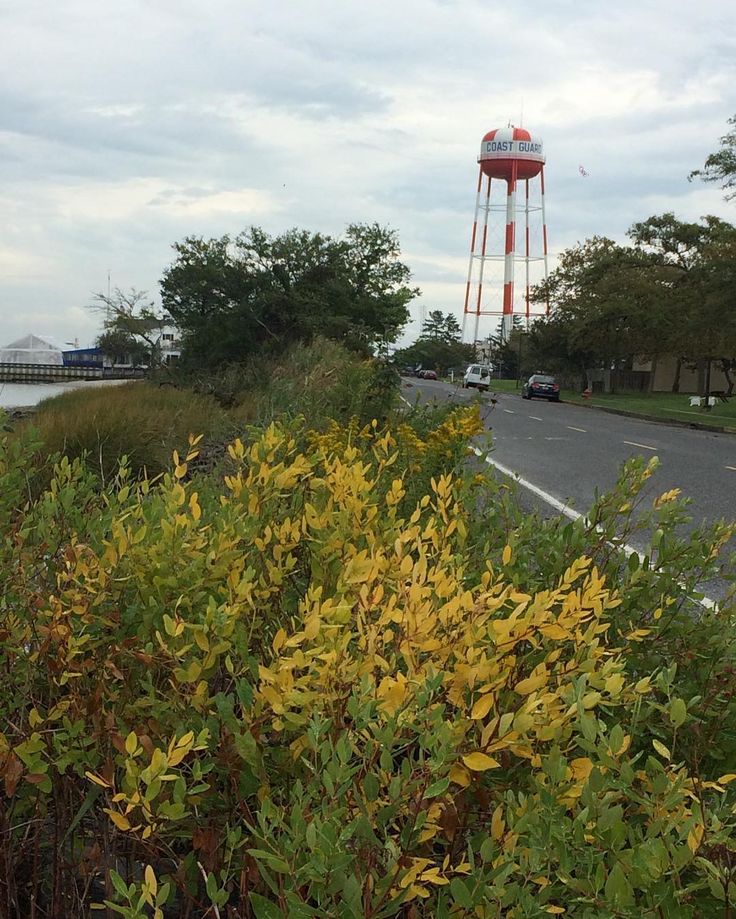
(462, 752), (500, 772)
(539, 624), (570, 641)
(653, 739), (671, 761)
(515, 669), (547, 696)
(570, 757), (594, 782)
(449, 764), (470, 787)
(144, 865), (157, 897)
(303, 616), (320, 641)
(105, 810), (131, 831)
(125, 732), (138, 756)
(272, 628), (287, 652)
(491, 804), (505, 841)
(546, 908), (565, 915)
(194, 631), (209, 652)
(28, 708), (43, 728)
(471, 694), (494, 720)
(687, 823), (704, 853)
(502, 545), (512, 565)
(717, 773), (736, 784)
(85, 771), (111, 788)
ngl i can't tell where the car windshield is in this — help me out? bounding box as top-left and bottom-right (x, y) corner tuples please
(531, 375), (555, 384)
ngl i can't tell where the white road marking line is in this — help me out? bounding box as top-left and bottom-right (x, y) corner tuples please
(727, 465), (736, 471)
(471, 446), (717, 610)
(529, 416), (543, 421)
(567, 425), (587, 433)
(503, 409), (515, 414)
(623, 440), (657, 451)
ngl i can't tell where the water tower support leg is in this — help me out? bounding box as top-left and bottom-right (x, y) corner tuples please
(541, 165), (550, 313)
(462, 166), (484, 341)
(473, 175), (492, 346)
(525, 178), (531, 325)
(502, 162), (518, 320)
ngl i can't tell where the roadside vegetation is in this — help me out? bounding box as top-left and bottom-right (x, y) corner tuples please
(2, 376), (736, 916)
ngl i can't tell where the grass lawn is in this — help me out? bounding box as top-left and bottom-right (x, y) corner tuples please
(441, 377), (736, 429)
(562, 389), (736, 428)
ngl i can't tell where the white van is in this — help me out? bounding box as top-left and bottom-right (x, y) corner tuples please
(463, 364), (492, 391)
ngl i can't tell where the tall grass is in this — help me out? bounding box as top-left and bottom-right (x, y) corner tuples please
(22, 382), (231, 483)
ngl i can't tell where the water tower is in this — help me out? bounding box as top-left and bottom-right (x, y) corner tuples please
(461, 125), (549, 345)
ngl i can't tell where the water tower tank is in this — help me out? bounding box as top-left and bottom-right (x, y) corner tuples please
(479, 126), (544, 181)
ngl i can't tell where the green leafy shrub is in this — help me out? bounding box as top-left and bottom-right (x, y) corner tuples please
(1, 416), (736, 917)
(161, 337), (400, 428)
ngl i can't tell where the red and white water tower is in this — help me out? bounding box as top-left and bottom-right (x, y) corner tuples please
(462, 125), (549, 344)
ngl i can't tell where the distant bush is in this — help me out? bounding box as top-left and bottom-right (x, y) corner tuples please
(22, 382), (231, 483)
(162, 337), (400, 428)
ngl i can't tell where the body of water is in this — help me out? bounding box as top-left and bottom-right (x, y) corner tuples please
(0, 379), (131, 409)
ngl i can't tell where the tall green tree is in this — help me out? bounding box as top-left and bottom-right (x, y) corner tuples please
(419, 310), (462, 343)
(160, 224), (417, 368)
(689, 114), (736, 200)
(530, 237), (664, 388)
(629, 213), (736, 391)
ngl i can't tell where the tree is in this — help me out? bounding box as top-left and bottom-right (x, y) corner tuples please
(419, 310), (462, 343)
(529, 237), (664, 389)
(689, 114), (736, 200)
(393, 337), (474, 376)
(90, 288), (169, 367)
(159, 224), (418, 368)
(629, 213), (736, 391)
(96, 328), (149, 367)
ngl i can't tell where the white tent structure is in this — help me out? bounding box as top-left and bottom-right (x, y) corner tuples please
(0, 334), (64, 366)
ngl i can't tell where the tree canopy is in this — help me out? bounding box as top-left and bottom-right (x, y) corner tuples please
(159, 223), (417, 368)
(528, 214), (736, 390)
(689, 114), (736, 200)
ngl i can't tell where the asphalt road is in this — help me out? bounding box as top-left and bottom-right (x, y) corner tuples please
(404, 376), (736, 547)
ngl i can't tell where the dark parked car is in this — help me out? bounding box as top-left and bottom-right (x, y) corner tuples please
(522, 374), (560, 401)
(419, 369), (438, 380)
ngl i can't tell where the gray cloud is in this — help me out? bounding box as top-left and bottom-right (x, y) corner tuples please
(0, 0), (734, 348)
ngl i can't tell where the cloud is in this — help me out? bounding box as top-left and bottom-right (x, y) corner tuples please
(0, 0), (734, 348)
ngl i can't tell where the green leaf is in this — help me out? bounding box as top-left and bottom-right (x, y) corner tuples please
(109, 870), (129, 901)
(604, 863), (634, 907)
(424, 777), (450, 799)
(250, 892), (282, 919)
(247, 849), (291, 874)
(450, 877), (473, 908)
(669, 698), (687, 728)
(363, 772), (380, 802)
(205, 872), (218, 903)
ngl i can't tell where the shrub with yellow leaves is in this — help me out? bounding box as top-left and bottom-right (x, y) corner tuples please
(0, 415), (735, 918)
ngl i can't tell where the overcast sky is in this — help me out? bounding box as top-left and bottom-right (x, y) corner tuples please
(1, 0), (734, 350)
